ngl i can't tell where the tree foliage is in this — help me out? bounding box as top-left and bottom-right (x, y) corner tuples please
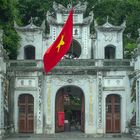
(0, 0), (140, 59)
(0, 0), (20, 59)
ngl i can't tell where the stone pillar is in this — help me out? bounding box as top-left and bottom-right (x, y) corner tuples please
(135, 29), (140, 128)
(131, 28), (140, 138)
(136, 79), (140, 127)
(0, 77), (4, 140)
(0, 30), (4, 140)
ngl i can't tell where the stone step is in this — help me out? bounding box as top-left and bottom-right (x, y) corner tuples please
(7, 132), (130, 139)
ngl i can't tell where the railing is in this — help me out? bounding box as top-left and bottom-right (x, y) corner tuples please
(103, 59), (131, 66)
(7, 59), (133, 71)
(7, 60), (42, 71)
(57, 59), (95, 66)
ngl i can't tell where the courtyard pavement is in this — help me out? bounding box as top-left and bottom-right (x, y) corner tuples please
(4, 132), (137, 140)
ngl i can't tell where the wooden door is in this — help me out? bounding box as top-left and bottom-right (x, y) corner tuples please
(19, 94), (34, 133)
(55, 90), (64, 132)
(81, 94), (85, 132)
(106, 95), (120, 133)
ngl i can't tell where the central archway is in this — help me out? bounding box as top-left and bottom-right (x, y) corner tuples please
(55, 85), (85, 133)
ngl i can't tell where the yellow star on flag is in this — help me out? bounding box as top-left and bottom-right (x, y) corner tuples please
(56, 35), (65, 53)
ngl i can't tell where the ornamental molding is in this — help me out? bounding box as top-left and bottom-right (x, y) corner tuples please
(103, 32), (114, 42)
(97, 72), (103, 128)
(49, 69), (97, 75)
(46, 75), (95, 86)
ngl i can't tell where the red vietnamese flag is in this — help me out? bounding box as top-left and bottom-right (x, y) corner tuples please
(43, 9), (73, 73)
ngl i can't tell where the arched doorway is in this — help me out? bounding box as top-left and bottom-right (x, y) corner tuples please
(18, 94), (34, 133)
(105, 45), (116, 59)
(24, 45), (35, 60)
(55, 86), (85, 133)
(106, 94), (121, 133)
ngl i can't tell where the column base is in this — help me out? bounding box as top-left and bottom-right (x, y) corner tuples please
(0, 129), (5, 140)
(130, 126), (140, 139)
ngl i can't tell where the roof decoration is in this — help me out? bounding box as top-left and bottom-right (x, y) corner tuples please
(14, 18), (45, 32)
(95, 16), (126, 31)
(53, 1), (88, 13)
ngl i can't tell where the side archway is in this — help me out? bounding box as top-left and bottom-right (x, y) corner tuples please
(106, 94), (121, 133)
(18, 94), (34, 133)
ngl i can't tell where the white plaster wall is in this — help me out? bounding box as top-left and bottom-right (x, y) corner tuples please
(14, 76), (43, 134)
(95, 31), (123, 59)
(77, 14), (83, 24)
(57, 13), (63, 23)
(134, 56), (140, 70)
(17, 30), (43, 60)
(102, 71), (133, 133)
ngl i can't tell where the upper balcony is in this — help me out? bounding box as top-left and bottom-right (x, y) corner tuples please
(7, 59), (134, 73)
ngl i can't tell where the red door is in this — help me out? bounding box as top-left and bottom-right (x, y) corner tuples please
(55, 90), (64, 132)
(18, 94), (34, 133)
(106, 95), (120, 133)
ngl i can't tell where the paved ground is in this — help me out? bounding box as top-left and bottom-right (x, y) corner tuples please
(4, 132), (136, 140)
(4, 137), (136, 140)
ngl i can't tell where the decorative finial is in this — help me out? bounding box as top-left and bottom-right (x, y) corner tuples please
(121, 20), (126, 27)
(41, 20), (45, 31)
(14, 21), (18, 28)
(106, 15), (109, 23)
(138, 28), (140, 37)
(29, 17), (33, 25)
(94, 19), (98, 26)
(0, 30), (3, 44)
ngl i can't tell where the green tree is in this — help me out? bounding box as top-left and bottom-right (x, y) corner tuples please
(91, 0), (140, 58)
(1, 0), (140, 59)
(0, 0), (20, 59)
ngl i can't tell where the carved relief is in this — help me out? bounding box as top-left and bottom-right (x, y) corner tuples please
(103, 78), (123, 87)
(3, 79), (9, 111)
(37, 76), (42, 128)
(52, 27), (56, 41)
(83, 28), (88, 55)
(103, 32), (113, 42)
(97, 72), (103, 128)
(25, 33), (35, 42)
(37, 93), (42, 128)
(16, 78), (36, 87)
(51, 75), (88, 85)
